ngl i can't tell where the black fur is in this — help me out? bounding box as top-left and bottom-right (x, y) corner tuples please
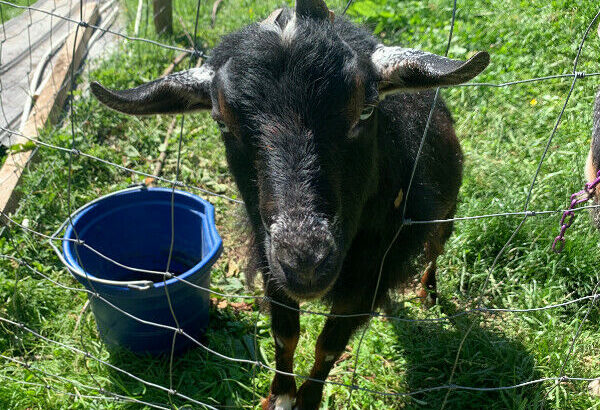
(206, 15), (461, 305)
(208, 14), (463, 409)
(91, 7), (487, 408)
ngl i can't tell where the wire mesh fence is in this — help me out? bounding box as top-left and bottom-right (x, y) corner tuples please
(1, 0), (600, 408)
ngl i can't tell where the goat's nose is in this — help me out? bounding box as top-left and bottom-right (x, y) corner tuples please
(274, 242), (332, 283)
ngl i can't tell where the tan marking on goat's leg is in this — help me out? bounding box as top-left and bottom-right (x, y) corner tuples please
(417, 240), (440, 306)
(273, 333), (299, 383)
(417, 217), (455, 307)
(294, 340), (342, 410)
(263, 293), (300, 410)
(263, 334), (299, 410)
(295, 307), (370, 410)
(418, 259), (437, 303)
(263, 333), (299, 410)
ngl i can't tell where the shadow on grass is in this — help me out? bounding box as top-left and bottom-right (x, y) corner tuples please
(388, 297), (544, 410)
(103, 304), (268, 408)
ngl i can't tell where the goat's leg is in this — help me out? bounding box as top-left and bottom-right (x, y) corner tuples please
(417, 207), (456, 306)
(417, 239), (440, 306)
(294, 305), (370, 410)
(262, 293), (300, 410)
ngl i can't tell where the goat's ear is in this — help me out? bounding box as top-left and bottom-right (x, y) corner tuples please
(90, 65), (215, 115)
(372, 46), (489, 95)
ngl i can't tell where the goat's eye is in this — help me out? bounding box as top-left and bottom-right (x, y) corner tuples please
(217, 121), (230, 133)
(360, 106), (375, 121)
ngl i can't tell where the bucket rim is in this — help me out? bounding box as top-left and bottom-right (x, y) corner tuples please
(56, 186), (222, 291)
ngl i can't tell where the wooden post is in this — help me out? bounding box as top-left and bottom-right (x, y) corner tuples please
(153, 0), (173, 35)
(0, 3), (99, 215)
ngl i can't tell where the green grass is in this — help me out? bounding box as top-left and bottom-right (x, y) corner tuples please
(0, 0), (37, 22)
(2, 0), (600, 408)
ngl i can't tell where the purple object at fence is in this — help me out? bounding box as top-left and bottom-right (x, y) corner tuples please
(552, 169), (600, 253)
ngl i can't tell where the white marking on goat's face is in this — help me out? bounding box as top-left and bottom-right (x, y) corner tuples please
(261, 14), (297, 45)
(325, 354), (335, 362)
(281, 15), (297, 45)
(269, 214), (331, 244)
(267, 211), (338, 301)
(274, 394), (295, 410)
(209, 18), (380, 301)
(261, 21), (282, 35)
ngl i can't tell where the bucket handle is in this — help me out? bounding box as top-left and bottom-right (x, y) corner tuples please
(49, 186), (154, 291)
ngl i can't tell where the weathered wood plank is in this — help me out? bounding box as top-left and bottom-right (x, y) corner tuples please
(0, 2), (100, 215)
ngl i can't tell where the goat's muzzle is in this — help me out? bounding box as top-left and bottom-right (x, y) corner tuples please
(268, 212), (338, 299)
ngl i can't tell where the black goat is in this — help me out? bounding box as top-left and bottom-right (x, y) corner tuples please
(91, 1), (489, 408)
(586, 87), (600, 227)
(584, 25), (600, 228)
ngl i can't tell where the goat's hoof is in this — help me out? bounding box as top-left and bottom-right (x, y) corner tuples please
(262, 393), (296, 410)
(294, 385), (322, 410)
(293, 397), (320, 410)
(417, 288), (437, 309)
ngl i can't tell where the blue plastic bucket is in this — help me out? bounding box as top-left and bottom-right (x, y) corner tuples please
(60, 187), (222, 354)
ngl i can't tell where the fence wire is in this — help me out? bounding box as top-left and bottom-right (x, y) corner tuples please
(1, 0), (600, 408)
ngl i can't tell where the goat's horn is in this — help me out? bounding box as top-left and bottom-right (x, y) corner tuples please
(262, 8), (284, 26)
(296, 0), (334, 22)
